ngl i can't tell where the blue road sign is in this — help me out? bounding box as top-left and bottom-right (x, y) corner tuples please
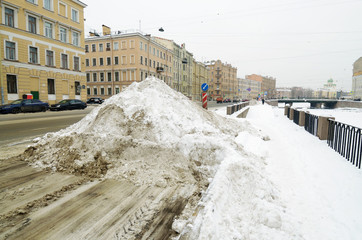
(201, 83), (209, 92)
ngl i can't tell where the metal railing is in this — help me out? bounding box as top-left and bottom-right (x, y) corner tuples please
(293, 110), (300, 125)
(327, 119), (362, 169)
(304, 112), (318, 136)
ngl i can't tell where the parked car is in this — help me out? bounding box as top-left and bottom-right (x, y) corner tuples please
(223, 98), (231, 103)
(216, 97), (223, 103)
(50, 99), (87, 111)
(87, 97), (104, 104)
(0, 99), (49, 114)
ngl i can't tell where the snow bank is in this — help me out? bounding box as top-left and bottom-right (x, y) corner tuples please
(23, 77), (253, 188)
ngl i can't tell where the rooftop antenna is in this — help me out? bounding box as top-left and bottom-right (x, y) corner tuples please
(139, 20), (141, 31)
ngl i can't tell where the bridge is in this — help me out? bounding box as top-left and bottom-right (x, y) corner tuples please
(267, 99), (362, 109)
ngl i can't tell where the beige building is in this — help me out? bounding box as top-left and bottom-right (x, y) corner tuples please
(276, 88), (292, 99)
(193, 61), (210, 101)
(85, 27), (173, 99)
(314, 78), (337, 99)
(352, 57), (362, 99)
(246, 74), (276, 99)
(0, 0), (87, 105)
(205, 60), (237, 100)
(238, 78), (261, 100)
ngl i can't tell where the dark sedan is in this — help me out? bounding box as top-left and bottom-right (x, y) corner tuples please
(0, 99), (49, 114)
(87, 97), (104, 104)
(50, 99), (87, 111)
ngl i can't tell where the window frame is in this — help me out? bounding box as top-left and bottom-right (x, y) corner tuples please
(45, 49), (54, 66)
(47, 78), (55, 94)
(72, 31), (79, 46)
(7, 74), (17, 94)
(44, 21), (53, 38)
(28, 15), (38, 34)
(5, 40), (16, 60)
(4, 6), (16, 28)
(61, 53), (68, 69)
(59, 26), (67, 43)
(43, 0), (53, 11)
(73, 56), (80, 71)
(71, 8), (79, 22)
(29, 46), (38, 64)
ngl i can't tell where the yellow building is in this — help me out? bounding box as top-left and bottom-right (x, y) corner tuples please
(192, 61), (210, 101)
(205, 60), (237, 100)
(0, 0), (87, 105)
(85, 28), (173, 99)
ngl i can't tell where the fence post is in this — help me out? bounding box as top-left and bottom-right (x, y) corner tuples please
(317, 116), (335, 140)
(227, 106), (232, 115)
(284, 105), (290, 116)
(299, 111), (306, 126)
(289, 108), (294, 120)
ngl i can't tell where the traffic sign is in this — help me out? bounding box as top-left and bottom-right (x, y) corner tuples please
(201, 83), (209, 92)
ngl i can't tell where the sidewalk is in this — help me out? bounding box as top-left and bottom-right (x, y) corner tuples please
(243, 103), (362, 240)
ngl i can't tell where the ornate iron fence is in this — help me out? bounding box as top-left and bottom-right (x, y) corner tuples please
(328, 119), (362, 169)
(293, 110), (300, 125)
(304, 112), (318, 136)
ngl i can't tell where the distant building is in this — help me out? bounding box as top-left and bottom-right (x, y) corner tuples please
(193, 61), (210, 101)
(85, 27), (173, 99)
(245, 74), (276, 99)
(0, 0), (87, 105)
(352, 57), (362, 99)
(314, 78), (337, 99)
(238, 78), (261, 100)
(276, 88), (292, 99)
(205, 60), (237, 100)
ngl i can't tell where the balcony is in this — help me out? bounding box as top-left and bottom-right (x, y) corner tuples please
(156, 67), (164, 73)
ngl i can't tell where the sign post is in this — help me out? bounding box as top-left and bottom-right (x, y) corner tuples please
(201, 83), (209, 109)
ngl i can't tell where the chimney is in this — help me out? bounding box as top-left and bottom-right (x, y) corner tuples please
(102, 24), (111, 35)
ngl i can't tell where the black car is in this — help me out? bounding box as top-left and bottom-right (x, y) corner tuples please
(0, 99), (49, 114)
(50, 99), (87, 111)
(87, 97), (104, 104)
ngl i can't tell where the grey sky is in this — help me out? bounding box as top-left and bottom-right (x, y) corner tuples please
(84, 0), (362, 91)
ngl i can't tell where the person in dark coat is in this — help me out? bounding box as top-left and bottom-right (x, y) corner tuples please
(262, 98), (265, 105)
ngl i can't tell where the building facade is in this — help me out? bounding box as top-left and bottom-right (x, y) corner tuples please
(206, 60), (237, 100)
(192, 61), (209, 101)
(0, 0), (87, 105)
(85, 28), (173, 99)
(352, 57), (362, 100)
(245, 74), (276, 99)
(238, 77), (261, 100)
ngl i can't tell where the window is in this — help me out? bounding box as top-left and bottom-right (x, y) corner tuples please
(5, 7), (14, 27)
(130, 55), (135, 64)
(75, 81), (80, 95)
(71, 8), (79, 22)
(74, 56), (80, 71)
(47, 79), (55, 94)
(145, 57), (147, 66)
(100, 87), (105, 95)
(140, 42), (143, 50)
(107, 72), (112, 82)
(92, 44), (96, 52)
(107, 57), (111, 65)
(93, 87), (97, 95)
(114, 56), (119, 65)
(99, 58), (103, 66)
(115, 72), (119, 81)
(7, 75), (17, 94)
(108, 87), (112, 95)
(87, 87), (90, 95)
(86, 73), (90, 82)
(28, 15), (37, 33)
(72, 31), (79, 46)
(46, 50), (54, 66)
(85, 59), (89, 66)
(113, 42), (119, 50)
(44, 22), (53, 38)
(106, 43), (111, 51)
(5, 41), (16, 60)
(121, 41), (126, 49)
(93, 72), (97, 82)
(99, 43), (103, 52)
(100, 72), (104, 81)
(92, 58), (96, 66)
(61, 53), (68, 69)
(115, 87), (120, 94)
(140, 56), (143, 65)
(27, 0), (36, 3)
(29, 47), (38, 64)
(60, 27), (67, 42)
(85, 45), (89, 52)
(44, 0), (53, 11)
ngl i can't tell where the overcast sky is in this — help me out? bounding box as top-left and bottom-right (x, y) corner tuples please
(83, 0), (362, 91)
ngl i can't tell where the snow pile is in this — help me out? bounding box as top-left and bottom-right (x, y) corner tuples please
(23, 77), (255, 188)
